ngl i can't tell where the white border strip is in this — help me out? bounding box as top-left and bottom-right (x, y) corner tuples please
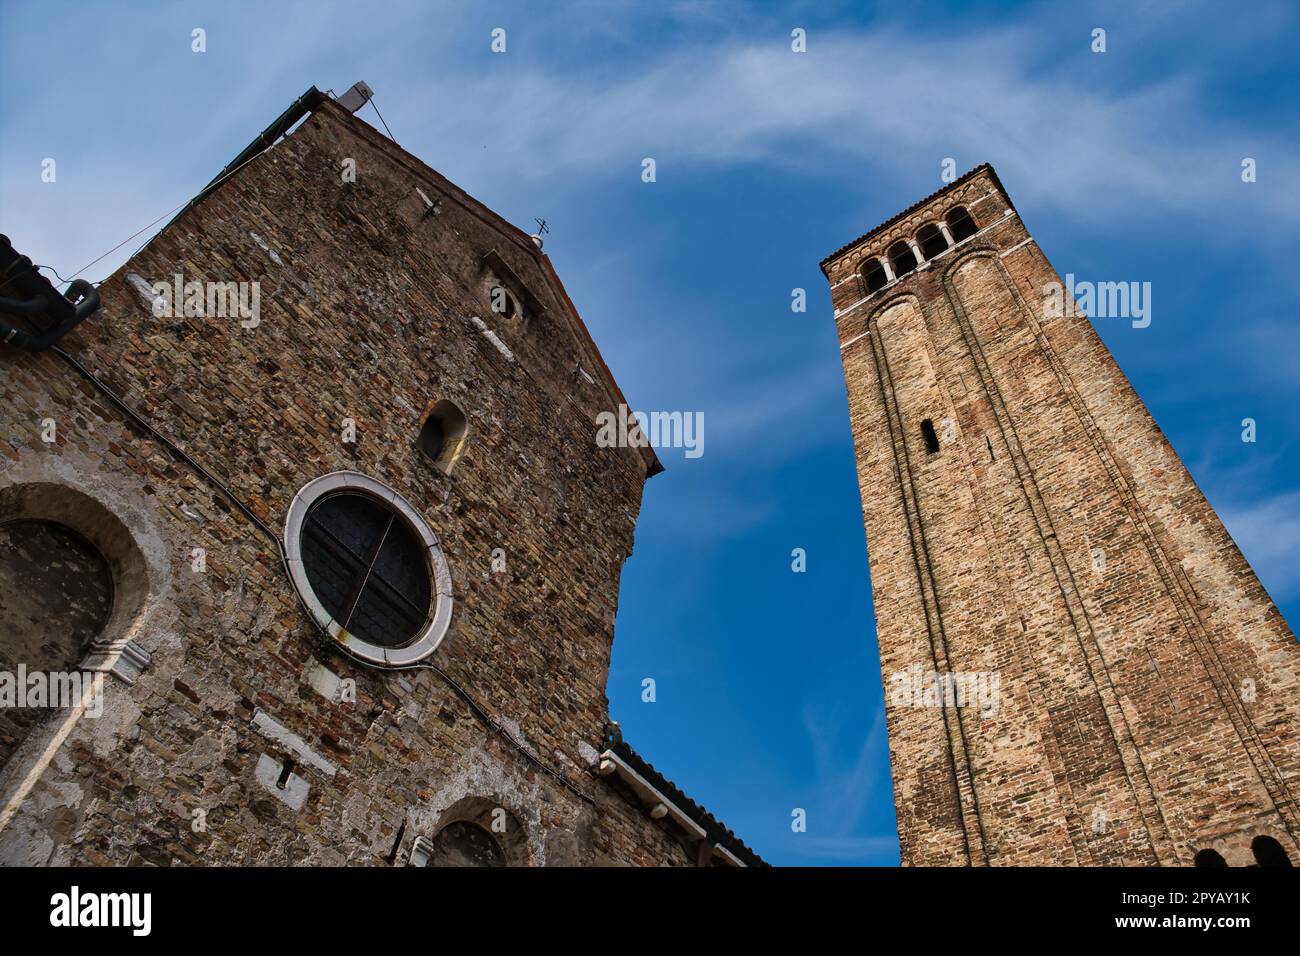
(597, 749), (708, 841)
(839, 328), (871, 352)
(835, 212), (1022, 343)
(713, 844), (745, 867)
(1000, 236), (1036, 257)
(284, 470), (454, 667)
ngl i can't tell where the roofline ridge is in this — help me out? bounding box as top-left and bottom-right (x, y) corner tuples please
(819, 163), (1013, 273)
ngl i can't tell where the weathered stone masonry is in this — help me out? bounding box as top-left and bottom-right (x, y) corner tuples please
(821, 165), (1300, 866)
(0, 90), (762, 867)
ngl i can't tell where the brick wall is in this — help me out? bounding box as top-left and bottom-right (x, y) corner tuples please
(0, 100), (689, 866)
(822, 167), (1300, 866)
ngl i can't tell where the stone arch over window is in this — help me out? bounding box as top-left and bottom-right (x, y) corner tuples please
(0, 520), (110, 771)
(479, 250), (547, 334)
(0, 482), (154, 770)
(918, 223), (950, 260)
(417, 400), (468, 475)
(1194, 848), (1229, 867)
(888, 241), (918, 278)
(946, 206), (978, 242)
(409, 795), (532, 867)
(0, 482), (152, 659)
(489, 282), (523, 322)
(862, 257), (889, 294)
(423, 821), (505, 867)
(1251, 835), (1292, 867)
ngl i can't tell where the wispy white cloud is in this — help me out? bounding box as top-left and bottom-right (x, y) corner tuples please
(798, 700), (891, 849)
(703, 360), (846, 449)
(389, 17), (1300, 229)
(8, 2), (1297, 291)
(1220, 490), (1300, 601)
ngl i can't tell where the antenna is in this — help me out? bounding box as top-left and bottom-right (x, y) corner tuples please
(530, 218), (549, 250)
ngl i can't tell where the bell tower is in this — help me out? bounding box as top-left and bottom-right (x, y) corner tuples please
(820, 164), (1300, 866)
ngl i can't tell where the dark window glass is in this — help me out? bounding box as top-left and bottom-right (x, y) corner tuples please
(918, 223), (949, 259)
(300, 492), (431, 648)
(426, 821), (505, 867)
(921, 418), (940, 455)
(491, 285), (518, 320)
(888, 241), (917, 278)
(1251, 835), (1292, 867)
(417, 401), (468, 475)
(947, 206), (978, 242)
(863, 258), (888, 293)
(417, 417), (446, 463)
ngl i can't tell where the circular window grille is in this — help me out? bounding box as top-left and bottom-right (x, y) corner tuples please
(284, 473), (452, 666)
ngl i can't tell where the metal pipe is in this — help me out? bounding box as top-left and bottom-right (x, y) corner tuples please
(0, 294), (48, 316)
(0, 279), (99, 350)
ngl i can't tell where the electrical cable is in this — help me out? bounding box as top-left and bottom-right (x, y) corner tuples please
(8, 122), (290, 293)
(16, 86), (595, 803)
(369, 96), (398, 145)
(15, 90), (390, 293)
(35, 264), (74, 285)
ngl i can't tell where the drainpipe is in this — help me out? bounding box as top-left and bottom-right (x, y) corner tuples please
(0, 277), (100, 351)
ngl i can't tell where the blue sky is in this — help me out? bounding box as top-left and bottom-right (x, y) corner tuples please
(3, 0), (1298, 866)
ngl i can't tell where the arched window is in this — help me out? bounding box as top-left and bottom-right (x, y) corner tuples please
(918, 223), (949, 260)
(423, 821), (506, 867)
(946, 206), (978, 242)
(1251, 835), (1292, 867)
(862, 258), (889, 293)
(888, 241), (918, 279)
(921, 419), (940, 455)
(490, 284), (522, 321)
(0, 519), (113, 770)
(0, 482), (154, 695)
(417, 400), (468, 476)
(408, 797), (531, 866)
(1194, 848), (1228, 867)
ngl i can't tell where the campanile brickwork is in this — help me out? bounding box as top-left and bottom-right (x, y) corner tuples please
(820, 165), (1300, 866)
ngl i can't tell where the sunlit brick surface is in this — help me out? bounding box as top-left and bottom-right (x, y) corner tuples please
(822, 167), (1300, 866)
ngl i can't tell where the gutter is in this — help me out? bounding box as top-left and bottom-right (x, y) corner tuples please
(598, 748), (736, 856)
(0, 235), (101, 351)
(2, 89), (333, 351)
(597, 749), (707, 840)
(149, 86), (328, 249)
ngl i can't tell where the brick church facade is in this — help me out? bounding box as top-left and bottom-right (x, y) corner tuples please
(0, 87), (760, 867)
(5, 87), (1298, 870)
(820, 165), (1300, 866)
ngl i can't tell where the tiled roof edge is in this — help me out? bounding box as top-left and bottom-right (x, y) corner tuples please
(818, 163), (1014, 273)
(612, 741), (768, 867)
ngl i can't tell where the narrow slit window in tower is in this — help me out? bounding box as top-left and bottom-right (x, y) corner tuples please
(921, 419), (940, 455)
